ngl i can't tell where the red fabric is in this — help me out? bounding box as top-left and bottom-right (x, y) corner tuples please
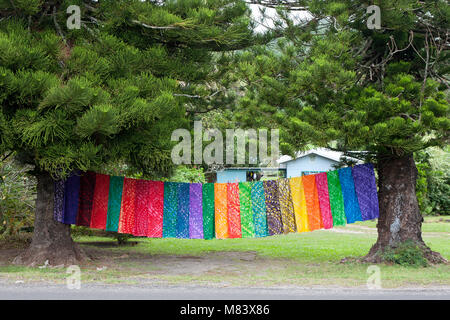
(147, 181), (165, 238)
(76, 171), (96, 227)
(133, 179), (151, 236)
(227, 183), (242, 238)
(90, 173), (110, 230)
(118, 178), (136, 234)
(315, 172), (333, 229)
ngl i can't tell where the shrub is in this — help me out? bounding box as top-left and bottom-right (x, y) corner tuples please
(380, 240), (429, 267)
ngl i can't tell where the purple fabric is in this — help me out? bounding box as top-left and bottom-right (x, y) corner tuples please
(63, 172), (81, 225)
(352, 164), (379, 220)
(189, 183), (204, 239)
(53, 180), (65, 223)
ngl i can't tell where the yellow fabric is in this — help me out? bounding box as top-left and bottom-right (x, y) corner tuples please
(214, 183), (228, 239)
(289, 177), (309, 232)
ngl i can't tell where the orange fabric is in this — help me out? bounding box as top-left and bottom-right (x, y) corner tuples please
(118, 178), (136, 234)
(214, 183), (228, 239)
(302, 174), (323, 231)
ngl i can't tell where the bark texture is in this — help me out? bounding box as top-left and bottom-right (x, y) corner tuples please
(13, 171), (88, 267)
(363, 154), (447, 264)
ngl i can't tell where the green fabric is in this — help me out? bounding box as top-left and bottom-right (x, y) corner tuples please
(106, 176), (124, 232)
(162, 182), (179, 238)
(202, 183), (215, 239)
(327, 171), (346, 226)
(239, 182), (255, 238)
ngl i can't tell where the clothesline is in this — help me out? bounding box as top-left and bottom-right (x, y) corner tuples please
(54, 163), (379, 239)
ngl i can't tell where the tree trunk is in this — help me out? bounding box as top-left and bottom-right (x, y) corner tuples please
(13, 171), (88, 267)
(363, 154), (447, 264)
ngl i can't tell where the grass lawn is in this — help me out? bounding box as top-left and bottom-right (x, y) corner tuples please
(0, 216), (448, 288)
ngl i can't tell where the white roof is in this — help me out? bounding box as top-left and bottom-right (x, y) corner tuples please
(277, 148), (361, 164)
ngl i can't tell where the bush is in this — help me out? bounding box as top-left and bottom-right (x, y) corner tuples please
(380, 240), (429, 267)
(0, 156), (35, 237)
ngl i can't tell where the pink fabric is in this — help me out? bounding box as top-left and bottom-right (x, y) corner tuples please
(315, 172), (333, 229)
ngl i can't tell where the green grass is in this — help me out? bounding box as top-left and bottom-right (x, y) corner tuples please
(0, 216), (448, 288)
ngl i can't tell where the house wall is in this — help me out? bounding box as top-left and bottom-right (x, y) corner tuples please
(285, 154), (339, 178)
(216, 170), (247, 183)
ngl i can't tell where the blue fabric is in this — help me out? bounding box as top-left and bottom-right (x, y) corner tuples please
(338, 167), (362, 224)
(63, 172), (80, 225)
(162, 182), (179, 238)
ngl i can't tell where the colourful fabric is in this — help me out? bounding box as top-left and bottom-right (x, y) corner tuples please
(118, 177), (137, 234)
(90, 173), (110, 230)
(105, 176), (124, 232)
(176, 183), (190, 239)
(76, 171), (96, 227)
(162, 182), (178, 238)
(302, 174), (323, 231)
(53, 180), (65, 223)
(63, 172), (81, 225)
(146, 181), (165, 238)
(251, 181), (268, 237)
(352, 163), (379, 221)
(289, 177), (309, 232)
(326, 171), (346, 226)
(338, 167), (363, 224)
(133, 179), (151, 236)
(189, 183), (203, 239)
(238, 182), (255, 238)
(227, 183), (242, 238)
(315, 172), (333, 229)
(263, 180), (283, 235)
(214, 183), (228, 239)
(202, 183), (215, 240)
(277, 179), (296, 234)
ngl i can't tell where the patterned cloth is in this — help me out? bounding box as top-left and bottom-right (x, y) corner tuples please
(146, 181), (164, 237)
(277, 179), (296, 234)
(214, 183), (228, 239)
(238, 182), (255, 238)
(162, 182), (178, 238)
(118, 177), (137, 234)
(106, 176), (124, 232)
(326, 171), (346, 226)
(90, 173), (110, 230)
(289, 177), (309, 232)
(352, 164), (379, 220)
(263, 180), (283, 235)
(189, 183), (203, 239)
(338, 167), (362, 224)
(202, 183), (215, 240)
(176, 183), (190, 239)
(302, 174), (323, 231)
(64, 172), (81, 225)
(133, 179), (151, 236)
(53, 179), (65, 223)
(251, 181), (268, 237)
(76, 171), (96, 227)
(315, 172), (333, 229)
(227, 183), (242, 238)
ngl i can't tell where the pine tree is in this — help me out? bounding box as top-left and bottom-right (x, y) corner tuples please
(0, 0), (256, 265)
(235, 1), (449, 263)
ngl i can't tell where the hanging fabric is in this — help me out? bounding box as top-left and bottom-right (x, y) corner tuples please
(189, 183), (204, 239)
(176, 183), (190, 239)
(263, 180), (283, 235)
(76, 171), (96, 227)
(352, 163), (380, 221)
(214, 183), (228, 239)
(162, 182), (178, 238)
(238, 182), (255, 238)
(302, 174), (323, 231)
(338, 167), (363, 224)
(227, 182), (242, 238)
(277, 179), (296, 234)
(326, 170), (346, 226)
(90, 173), (110, 230)
(289, 176), (309, 233)
(202, 183), (215, 240)
(315, 172), (333, 229)
(146, 181), (164, 238)
(251, 181), (268, 237)
(105, 176), (124, 232)
(132, 179), (152, 236)
(118, 177), (136, 234)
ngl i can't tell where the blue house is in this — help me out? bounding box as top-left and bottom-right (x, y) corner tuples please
(216, 167), (286, 183)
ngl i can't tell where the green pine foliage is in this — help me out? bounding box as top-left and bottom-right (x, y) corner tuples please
(0, 0), (256, 179)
